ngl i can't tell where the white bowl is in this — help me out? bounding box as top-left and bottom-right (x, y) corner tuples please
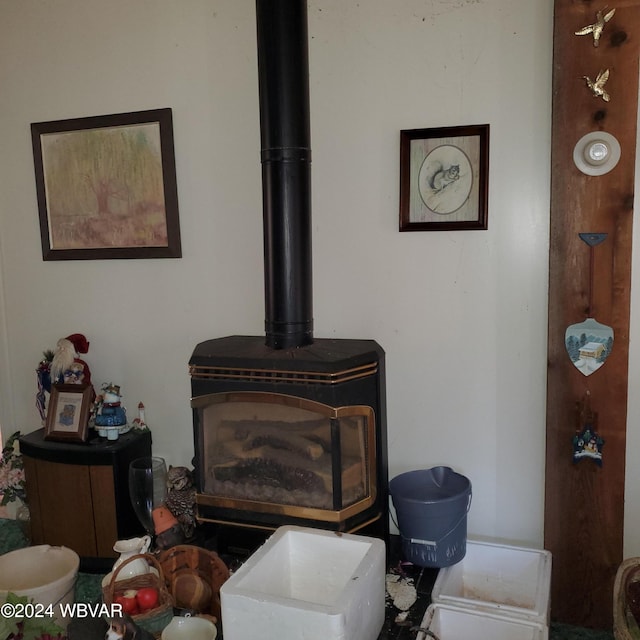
(161, 616), (218, 640)
(0, 545), (79, 628)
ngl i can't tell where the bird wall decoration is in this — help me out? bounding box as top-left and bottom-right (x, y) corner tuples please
(583, 69), (611, 102)
(575, 7), (616, 47)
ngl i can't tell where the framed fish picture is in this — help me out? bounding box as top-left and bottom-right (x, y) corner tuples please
(399, 124), (489, 231)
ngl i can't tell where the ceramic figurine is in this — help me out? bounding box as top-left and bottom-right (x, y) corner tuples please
(105, 613), (155, 640)
(111, 535), (152, 580)
(152, 505), (184, 550)
(131, 402), (149, 431)
(165, 466), (197, 539)
(95, 383), (128, 438)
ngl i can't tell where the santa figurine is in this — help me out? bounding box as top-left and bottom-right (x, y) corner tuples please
(50, 333), (94, 392)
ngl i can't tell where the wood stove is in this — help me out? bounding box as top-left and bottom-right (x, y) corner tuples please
(190, 336), (387, 538)
(190, 0), (388, 542)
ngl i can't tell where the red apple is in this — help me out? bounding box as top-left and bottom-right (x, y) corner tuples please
(115, 589), (139, 615)
(135, 586), (159, 611)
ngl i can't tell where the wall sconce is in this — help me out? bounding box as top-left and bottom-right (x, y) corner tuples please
(573, 131), (621, 176)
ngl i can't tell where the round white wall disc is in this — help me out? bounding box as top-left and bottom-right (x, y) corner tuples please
(573, 131), (621, 176)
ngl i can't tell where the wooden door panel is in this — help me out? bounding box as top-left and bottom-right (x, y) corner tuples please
(22, 456), (44, 545)
(34, 460), (96, 557)
(89, 465), (118, 557)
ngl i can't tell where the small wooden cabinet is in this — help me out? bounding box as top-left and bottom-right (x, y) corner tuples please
(20, 428), (152, 564)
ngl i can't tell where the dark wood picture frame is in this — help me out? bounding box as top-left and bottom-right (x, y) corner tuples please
(44, 384), (93, 443)
(31, 108), (182, 260)
(399, 124), (489, 231)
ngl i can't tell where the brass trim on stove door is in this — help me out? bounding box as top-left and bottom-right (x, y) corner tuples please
(189, 361), (378, 385)
(193, 391), (377, 522)
(195, 493), (376, 524)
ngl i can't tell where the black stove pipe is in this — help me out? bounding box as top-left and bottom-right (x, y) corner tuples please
(256, 0), (314, 350)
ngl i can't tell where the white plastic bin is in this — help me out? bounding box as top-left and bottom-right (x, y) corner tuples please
(431, 539), (552, 624)
(416, 604), (548, 640)
(220, 525), (386, 640)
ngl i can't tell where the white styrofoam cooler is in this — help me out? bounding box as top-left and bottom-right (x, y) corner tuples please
(431, 539), (552, 624)
(416, 604), (548, 640)
(220, 525), (386, 640)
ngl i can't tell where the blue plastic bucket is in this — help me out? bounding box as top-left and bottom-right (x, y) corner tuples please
(389, 466), (472, 568)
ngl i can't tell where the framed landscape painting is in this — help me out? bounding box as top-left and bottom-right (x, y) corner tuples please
(31, 108), (182, 260)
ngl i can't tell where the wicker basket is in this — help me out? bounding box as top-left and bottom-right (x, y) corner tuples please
(158, 545), (230, 622)
(103, 553), (174, 638)
(614, 557), (640, 640)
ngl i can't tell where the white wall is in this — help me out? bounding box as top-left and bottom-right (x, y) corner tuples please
(0, 0), (553, 546)
(624, 92), (640, 557)
(0, 235), (14, 443)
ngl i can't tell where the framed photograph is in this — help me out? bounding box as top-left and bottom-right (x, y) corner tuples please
(31, 108), (182, 260)
(399, 124), (489, 231)
(44, 384), (93, 443)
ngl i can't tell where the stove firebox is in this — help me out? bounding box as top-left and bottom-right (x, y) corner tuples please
(190, 336), (388, 539)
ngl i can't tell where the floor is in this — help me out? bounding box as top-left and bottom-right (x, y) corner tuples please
(550, 623), (614, 640)
(0, 518), (618, 639)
